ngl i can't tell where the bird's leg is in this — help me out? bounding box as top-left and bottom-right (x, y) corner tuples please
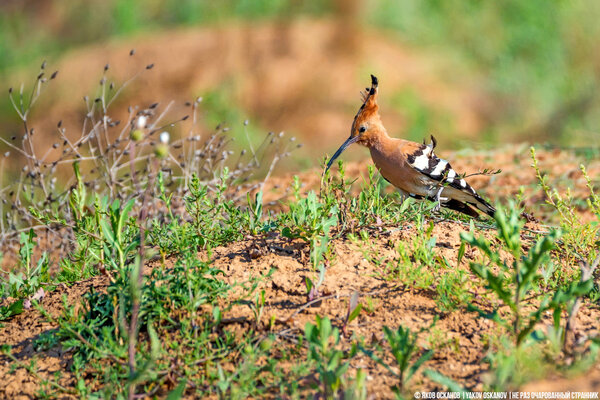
(396, 188), (410, 201)
(433, 186), (448, 213)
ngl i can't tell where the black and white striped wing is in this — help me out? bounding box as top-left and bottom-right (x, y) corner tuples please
(406, 140), (495, 217)
(406, 143), (471, 192)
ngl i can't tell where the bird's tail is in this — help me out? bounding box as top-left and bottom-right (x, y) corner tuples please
(471, 193), (496, 218)
(444, 199), (479, 218)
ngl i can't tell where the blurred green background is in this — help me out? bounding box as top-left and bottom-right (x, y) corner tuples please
(1, 0), (600, 165)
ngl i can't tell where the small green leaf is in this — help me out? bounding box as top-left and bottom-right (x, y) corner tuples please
(0, 299), (24, 321)
(406, 349), (433, 382)
(213, 306), (222, 324)
(457, 242), (466, 265)
(424, 369), (466, 393)
(166, 380), (187, 400)
(148, 322), (161, 360)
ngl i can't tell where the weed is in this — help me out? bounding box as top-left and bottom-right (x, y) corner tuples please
(305, 315), (356, 399)
(305, 264), (326, 302)
(361, 322), (435, 395)
(462, 202), (594, 349)
(341, 291), (363, 338)
(0, 298), (24, 321)
(426, 327), (460, 355)
(185, 169), (246, 249)
(386, 217), (439, 284)
(0, 59), (294, 260)
(250, 289), (267, 329)
(531, 147), (599, 269)
(30, 331), (59, 354)
(281, 190), (338, 242)
(0, 229), (50, 313)
(358, 213), (471, 311)
(423, 369), (466, 393)
(482, 337), (550, 391)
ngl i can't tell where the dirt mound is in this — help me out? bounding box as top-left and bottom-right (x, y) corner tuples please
(2, 19), (493, 169)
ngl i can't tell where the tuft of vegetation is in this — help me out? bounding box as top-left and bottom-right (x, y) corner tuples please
(461, 201), (598, 389)
(361, 321), (435, 396)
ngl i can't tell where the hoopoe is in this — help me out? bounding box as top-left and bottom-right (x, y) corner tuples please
(325, 75), (495, 218)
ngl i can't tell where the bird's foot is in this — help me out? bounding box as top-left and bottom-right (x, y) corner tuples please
(432, 201), (448, 213)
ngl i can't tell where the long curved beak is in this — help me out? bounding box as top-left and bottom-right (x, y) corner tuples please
(325, 135), (360, 172)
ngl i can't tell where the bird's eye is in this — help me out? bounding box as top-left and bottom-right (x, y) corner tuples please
(359, 126), (366, 133)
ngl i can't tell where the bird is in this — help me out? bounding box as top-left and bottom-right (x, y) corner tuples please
(325, 74), (495, 218)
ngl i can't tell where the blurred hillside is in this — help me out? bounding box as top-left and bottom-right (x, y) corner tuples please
(1, 0), (600, 171)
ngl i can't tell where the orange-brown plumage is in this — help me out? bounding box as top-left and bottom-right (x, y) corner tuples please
(326, 75), (495, 218)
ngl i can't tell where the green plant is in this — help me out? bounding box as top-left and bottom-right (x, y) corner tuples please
(341, 291), (363, 337)
(531, 147), (599, 268)
(250, 289), (266, 329)
(323, 163), (410, 232)
(425, 327), (459, 355)
(99, 198), (138, 273)
(305, 315), (355, 399)
(435, 268), (473, 312)
(304, 266), (325, 301)
(185, 169), (247, 249)
(304, 226), (331, 301)
(281, 182), (338, 301)
(281, 190), (338, 242)
(245, 190), (265, 235)
(361, 322), (434, 395)
(423, 369), (465, 393)
(1, 229), (50, 304)
(461, 202), (593, 347)
(386, 217), (440, 283)
(0, 298), (24, 321)
(482, 337), (550, 391)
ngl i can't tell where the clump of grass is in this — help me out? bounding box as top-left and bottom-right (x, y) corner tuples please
(360, 321), (435, 396)
(531, 147), (599, 269)
(353, 212), (472, 312)
(0, 56), (296, 241)
(531, 146), (600, 303)
(33, 165), (283, 397)
(304, 315), (365, 400)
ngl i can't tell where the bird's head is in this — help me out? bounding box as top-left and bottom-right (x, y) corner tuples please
(326, 74), (383, 172)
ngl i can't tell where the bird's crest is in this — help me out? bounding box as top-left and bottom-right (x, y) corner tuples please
(325, 74), (382, 172)
(351, 75), (379, 131)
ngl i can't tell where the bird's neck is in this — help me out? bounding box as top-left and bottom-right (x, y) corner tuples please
(359, 124), (391, 149)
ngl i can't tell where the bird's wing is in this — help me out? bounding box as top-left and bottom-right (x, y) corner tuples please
(405, 138), (495, 217)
